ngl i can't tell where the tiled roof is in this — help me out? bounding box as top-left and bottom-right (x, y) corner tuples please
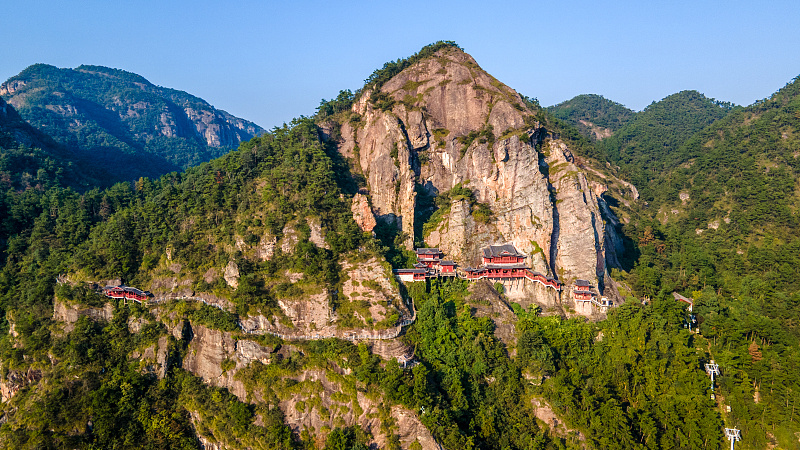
(482, 244), (525, 258)
(105, 285), (150, 296)
(673, 292), (693, 303)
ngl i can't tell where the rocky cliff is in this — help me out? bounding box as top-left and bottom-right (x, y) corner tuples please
(334, 46), (633, 302)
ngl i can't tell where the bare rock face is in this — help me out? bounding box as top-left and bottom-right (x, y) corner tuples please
(257, 235), (277, 261)
(546, 140), (607, 288)
(339, 256), (408, 324)
(307, 217), (329, 249)
(426, 198), (482, 264)
(280, 224), (300, 254)
(336, 47), (628, 310)
(350, 109), (417, 247)
(53, 298), (114, 333)
(351, 192), (377, 232)
(224, 260), (240, 289)
(150, 276), (194, 298)
(277, 292), (331, 332)
(0, 368), (42, 403)
(127, 316), (150, 333)
(279, 369), (439, 450)
(182, 323), (273, 399)
(241, 255), (406, 337)
(203, 267), (218, 283)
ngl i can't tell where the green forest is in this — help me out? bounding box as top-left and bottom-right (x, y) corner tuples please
(1, 42), (800, 449)
(547, 94), (635, 138)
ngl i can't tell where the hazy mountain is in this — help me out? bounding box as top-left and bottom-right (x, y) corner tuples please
(0, 96), (104, 191)
(1, 64), (264, 183)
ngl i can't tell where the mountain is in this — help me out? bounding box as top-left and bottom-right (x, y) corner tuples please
(0, 95), (110, 190)
(1, 95), (59, 151)
(635, 75), (800, 247)
(599, 90), (735, 196)
(613, 75), (800, 450)
(3, 42), (797, 450)
(324, 43), (636, 303)
(1, 64), (264, 183)
(547, 94), (635, 140)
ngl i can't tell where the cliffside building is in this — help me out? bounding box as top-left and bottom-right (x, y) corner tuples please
(103, 285), (153, 303)
(395, 248), (454, 281)
(463, 244), (560, 289)
(395, 244), (562, 292)
(416, 248), (443, 268)
(573, 280), (594, 301)
(572, 280), (612, 313)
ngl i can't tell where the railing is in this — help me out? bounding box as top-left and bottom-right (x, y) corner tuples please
(242, 298), (418, 342)
(148, 295), (229, 311)
(574, 295), (612, 309)
(77, 278), (420, 343)
(455, 270), (562, 291)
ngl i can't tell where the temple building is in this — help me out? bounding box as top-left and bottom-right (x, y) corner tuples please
(395, 248), (455, 281)
(464, 244), (561, 290)
(103, 285), (153, 303)
(572, 279), (612, 312)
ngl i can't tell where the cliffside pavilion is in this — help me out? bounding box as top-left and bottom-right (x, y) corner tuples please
(395, 244), (562, 292)
(395, 248), (455, 281)
(463, 244), (561, 290)
(103, 285), (153, 303)
(572, 279), (612, 312)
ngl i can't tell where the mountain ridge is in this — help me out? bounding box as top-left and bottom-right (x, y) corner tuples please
(547, 94), (635, 140)
(324, 43), (635, 310)
(1, 63), (265, 184)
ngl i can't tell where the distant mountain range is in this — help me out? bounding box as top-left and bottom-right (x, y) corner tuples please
(1, 64), (264, 184)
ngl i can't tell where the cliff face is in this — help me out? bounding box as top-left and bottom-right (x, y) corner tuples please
(336, 47), (631, 299)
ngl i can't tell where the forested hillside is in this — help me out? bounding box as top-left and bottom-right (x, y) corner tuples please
(0, 118), (374, 448)
(1, 64), (264, 184)
(599, 90), (735, 199)
(547, 94), (635, 140)
(0, 97), (100, 191)
(1, 43), (799, 449)
(614, 76), (800, 449)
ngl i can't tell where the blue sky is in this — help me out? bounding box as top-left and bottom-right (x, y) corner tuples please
(3, 0), (799, 129)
